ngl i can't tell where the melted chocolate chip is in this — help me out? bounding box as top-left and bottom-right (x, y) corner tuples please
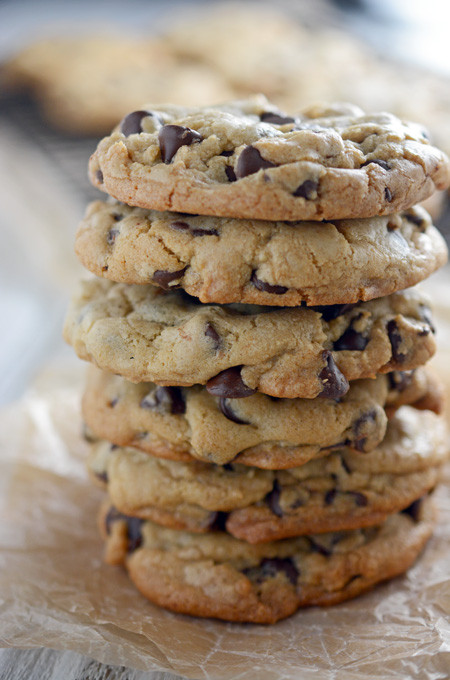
(225, 165), (237, 182)
(96, 169), (104, 183)
(384, 187), (393, 202)
(308, 538), (332, 557)
(352, 409), (377, 452)
(361, 159), (391, 170)
(404, 211), (427, 230)
(106, 228), (119, 245)
(350, 491), (368, 507)
(401, 498), (423, 522)
(208, 511), (228, 531)
(388, 370), (414, 392)
(333, 327), (368, 351)
(325, 488), (337, 505)
(158, 124), (203, 163)
(387, 320), (406, 363)
(105, 507), (143, 552)
(120, 110), (152, 136)
(318, 351), (349, 399)
(152, 267), (187, 289)
(244, 558), (298, 586)
(205, 322), (221, 350)
(251, 271), (288, 295)
(219, 397), (250, 424)
(206, 366), (256, 398)
(312, 303), (357, 322)
(293, 179), (318, 199)
(266, 479), (283, 517)
(140, 386), (185, 415)
(260, 111), (296, 125)
(235, 145), (276, 179)
(170, 220), (218, 237)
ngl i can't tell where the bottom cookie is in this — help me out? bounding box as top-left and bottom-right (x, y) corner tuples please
(99, 494), (435, 623)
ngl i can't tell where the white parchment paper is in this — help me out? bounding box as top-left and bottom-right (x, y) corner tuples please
(1, 270), (450, 680)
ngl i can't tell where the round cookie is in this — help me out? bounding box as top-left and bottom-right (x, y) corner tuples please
(3, 36), (232, 135)
(88, 97), (450, 221)
(89, 407), (447, 542)
(63, 280), (436, 398)
(99, 494), (436, 623)
(83, 366), (441, 467)
(75, 201), (447, 306)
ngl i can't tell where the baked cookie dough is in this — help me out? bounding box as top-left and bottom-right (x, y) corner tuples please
(75, 200), (447, 306)
(88, 97), (450, 220)
(99, 493), (436, 622)
(83, 366), (441, 467)
(63, 280), (436, 398)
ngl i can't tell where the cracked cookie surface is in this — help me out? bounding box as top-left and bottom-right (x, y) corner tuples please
(75, 201), (447, 306)
(88, 96), (450, 221)
(83, 366), (441, 467)
(99, 494), (436, 622)
(64, 280), (436, 398)
(90, 407), (447, 542)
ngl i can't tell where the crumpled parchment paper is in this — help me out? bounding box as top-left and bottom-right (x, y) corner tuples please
(1, 270), (450, 680)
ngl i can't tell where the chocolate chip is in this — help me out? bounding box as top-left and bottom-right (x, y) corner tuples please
(387, 219), (399, 232)
(235, 145), (276, 179)
(388, 370), (414, 392)
(266, 479), (283, 517)
(96, 169), (103, 183)
(325, 488), (337, 505)
(401, 498), (423, 522)
(208, 511), (228, 532)
(348, 491), (368, 507)
(120, 110), (152, 136)
(95, 471), (108, 484)
(219, 397), (250, 424)
(293, 179), (318, 199)
(361, 159), (390, 170)
(106, 228), (119, 245)
(251, 271), (288, 295)
(152, 267), (187, 289)
(140, 386), (185, 415)
(352, 409), (377, 452)
(333, 327), (368, 351)
(387, 320), (406, 363)
(112, 213), (124, 222)
(220, 149), (234, 157)
(318, 351), (349, 399)
(158, 124), (203, 163)
(108, 397), (119, 408)
(206, 366), (256, 398)
(225, 165), (237, 182)
(312, 303), (357, 322)
(260, 111), (296, 125)
(419, 304), (435, 334)
(244, 558), (298, 586)
(170, 220), (218, 237)
(105, 507), (143, 552)
(205, 322), (221, 350)
(308, 538), (332, 557)
(404, 211), (427, 230)
(384, 187), (393, 202)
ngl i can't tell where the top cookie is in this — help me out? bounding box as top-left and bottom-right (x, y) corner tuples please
(88, 96), (450, 221)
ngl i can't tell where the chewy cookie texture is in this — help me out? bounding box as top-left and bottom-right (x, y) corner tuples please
(64, 96), (450, 623)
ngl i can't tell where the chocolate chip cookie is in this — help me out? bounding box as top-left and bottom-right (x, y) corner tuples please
(88, 97), (450, 221)
(99, 494), (436, 622)
(75, 200), (447, 306)
(63, 280), (436, 398)
(83, 366), (441, 467)
(90, 407), (447, 542)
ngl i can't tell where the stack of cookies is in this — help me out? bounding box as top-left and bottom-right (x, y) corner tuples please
(64, 97), (450, 623)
